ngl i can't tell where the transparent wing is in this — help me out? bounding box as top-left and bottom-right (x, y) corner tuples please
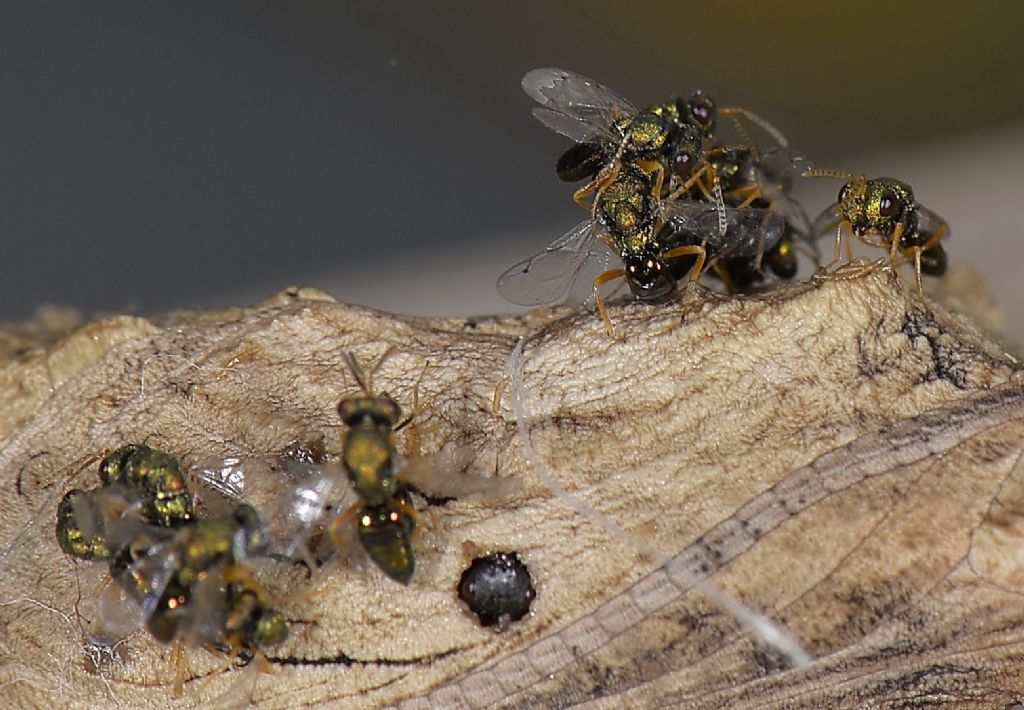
(398, 445), (522, 500)
(755, 148), (818, 257)
(811, 202), (842, 242)
(916, 205), (950, 241)
(193, 454), (348, 563)
(522, 68), (636, 143)
(663, 201), (786, 260)
(497, 219), (611, 307)
(99, 529), (179, 637)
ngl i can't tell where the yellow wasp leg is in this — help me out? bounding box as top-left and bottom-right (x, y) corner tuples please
(662, 244), (707, 281)
(592, 268), (627, 339)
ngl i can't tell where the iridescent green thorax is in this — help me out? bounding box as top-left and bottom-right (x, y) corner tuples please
(357, 494), (416, 585)
(99, 444), (194, 527)
(173, 505), (265, 589)
(838, 177), (918, 244)
(613, 105), (674, 160)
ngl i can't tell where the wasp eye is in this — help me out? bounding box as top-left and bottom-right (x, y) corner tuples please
(687, 92), (715, 132)
(878, 190), (899, 217)
(673, 151), (694, 178)
(838, 182), (851, 204)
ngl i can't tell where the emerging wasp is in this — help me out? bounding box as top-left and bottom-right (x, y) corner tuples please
(98, 504), (287, 694)
(56, 444), (195, 562)
(806, 171), (949, 292)
(104, 504), (274, 641)
(54, 446), (287, 695)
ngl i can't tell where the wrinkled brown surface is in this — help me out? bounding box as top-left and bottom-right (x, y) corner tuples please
(2, 271), (1024, 709)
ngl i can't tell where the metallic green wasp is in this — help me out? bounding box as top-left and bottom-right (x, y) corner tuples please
(55, 445), (195, 563)
(98, 503), (287, 695)
(807, 171), (949, 292)
(99, 444), (194, 527)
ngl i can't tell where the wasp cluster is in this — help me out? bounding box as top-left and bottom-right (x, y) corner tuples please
(54, 353), (524, 695)
(499, 68), (951, 336)
(50, 69), (954, 699)
(55, 445), (288, 679)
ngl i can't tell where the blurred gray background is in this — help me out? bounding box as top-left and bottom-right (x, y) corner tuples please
(3, 3), (1024, 334)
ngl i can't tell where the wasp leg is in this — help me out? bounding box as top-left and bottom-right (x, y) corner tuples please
(593, 268), (627, 339)
(172, 639), (190, 697)
(725, 183), (764, 210)
(395, 360), (438, 457)
(327, 502), (361, 555)
(828, 221), (855, 268)
(712, 260), (739, 293)
(663, 244), (707, 281)
(887, 222), (906, 265)
(667, 162), (713, 201)
(902, 222), (948, 295)
(634, 158), (665, 201)
(574, 160), (622, 213)
(393, 497), (425, 544)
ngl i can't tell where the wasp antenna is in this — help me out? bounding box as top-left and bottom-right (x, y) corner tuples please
(341, 351), (371, 394)
(722, 106), (789, 148)
(801, 168), (854, 180)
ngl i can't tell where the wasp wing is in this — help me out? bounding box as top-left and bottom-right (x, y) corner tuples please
(98, 527), (179, 638)
(193, 454), (348, 564)
(663, 202), (786, 261)
(916, 205), (950, 241)
(497, 219), (618, 307)
(755, 147), (819, 258)
(522, 68), (636, 143)
(811, 201), (842, 242)
(398, 445), (522, 501)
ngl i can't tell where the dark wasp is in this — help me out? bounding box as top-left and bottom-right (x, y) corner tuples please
(498, 154), (785, 337)
(524, 67), (789, 226)
(662, 144), (816, 292)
